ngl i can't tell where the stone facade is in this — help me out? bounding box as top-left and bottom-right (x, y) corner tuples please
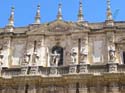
(1, 0), (125, 93)
(0, 20), (125, 93)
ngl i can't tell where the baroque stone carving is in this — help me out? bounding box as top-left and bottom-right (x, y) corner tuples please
(70, 48), (77, 64)
(23, 53), (31, 65)
(80, 47), (88, 63)
(108, 45), (116, 62)
(108, 64), (117, 73)
(32, 51), (39, 65)
(0, 45), (4, 66)
(29, 66), (38, 74)
(50, 68), (57, 75)
(79, 65), (88, 73)
(50, 50), (60, 66)
(69, 65), (77, 73)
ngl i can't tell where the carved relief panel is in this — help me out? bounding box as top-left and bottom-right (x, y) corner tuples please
(2, 38), (11, 67)
(93, 40), (103, 63)
(90, 35), (105, 64)
(12, 39), (26, 65)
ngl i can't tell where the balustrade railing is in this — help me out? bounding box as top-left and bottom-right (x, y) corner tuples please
(1, 63), (125, 78)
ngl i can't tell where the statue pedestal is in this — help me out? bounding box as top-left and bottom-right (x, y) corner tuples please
(108, 62), (118, 73)
(21, 66), (29, 75)
(79, 87), (88, 93)
(68, 89), (76, 93)
(79, 64), (89, 74)
(79, 62), (89, 73)
(69, 65), (78, 74)
(49, 67), (58, 75)
(29, 66), (39, 75)
(111, 87), (119, 93)
(17, 86), (25, 93)
(109, 83), (120, 93)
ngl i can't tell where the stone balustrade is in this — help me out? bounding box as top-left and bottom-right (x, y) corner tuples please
(0, 64), (124, 93)
(0, 63), (124, 77)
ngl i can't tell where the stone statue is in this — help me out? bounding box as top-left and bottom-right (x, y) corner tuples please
(0, 47), (3, 66)
(32, 51), (39, 64)
(80, 47), (88, 63)
(50, 51), (60, 66)
(108, 45), (115, 61)
(0, 55), (3, 66)
(0, 49), (3, 75)
(70, 48), (77, 63)
(109, 49), (115, 61)
(24, 53), (31, 64)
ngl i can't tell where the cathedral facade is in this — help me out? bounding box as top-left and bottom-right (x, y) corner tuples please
(0, 0), (125, 93)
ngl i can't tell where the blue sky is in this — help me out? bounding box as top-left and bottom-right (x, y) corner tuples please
(0, 0), (124, 27)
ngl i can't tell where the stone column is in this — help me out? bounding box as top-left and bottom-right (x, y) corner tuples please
(0, 87), (3, 93)
(121, 86), (125, 93)
(79, 64), (89, 73)
(3, 37), (12, 67)
(0, 89), (2, 93)
(69, 65), (78, 74)
(89, 87), (96, 93)
(63, 87), (68, 93)
(109, 86), (120, 93)
(112, 87), (119, 93)
(108, 63), (118, 73)
(68, 84), (76, 93)
(1, 87), (17, 93)
(17, 86), (25, 93)
(1, 88), (5, 93)
(108, 83), (120, 93)
(58, 87), (64, 93)
(28, 85), (37, 93)
(68, 88), (76, 93)
(103, 86), (108, 93)
(37, 87), (43, 93)
(79, 87), (88, 93)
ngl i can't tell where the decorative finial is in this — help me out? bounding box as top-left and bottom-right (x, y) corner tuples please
(5, 6), (15, 32)
(57, 3), (63, 20)
(107, 0), (113, 20)
(8, 6), (15, 26)
(35, 4), (41, 24)
(78, 0), (84, 22)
